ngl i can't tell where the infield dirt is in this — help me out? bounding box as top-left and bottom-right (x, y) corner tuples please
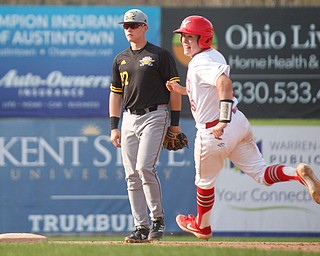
(51, 241), (320, 253)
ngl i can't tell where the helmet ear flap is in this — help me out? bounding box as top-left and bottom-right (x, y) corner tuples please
(198, 36), (213, 48)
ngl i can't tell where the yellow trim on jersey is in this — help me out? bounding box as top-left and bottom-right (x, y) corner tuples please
(169, 76), (180, 83)
(110, 84), (123, 93)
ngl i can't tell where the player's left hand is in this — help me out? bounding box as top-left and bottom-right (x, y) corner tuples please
(210, 122), (227, 140)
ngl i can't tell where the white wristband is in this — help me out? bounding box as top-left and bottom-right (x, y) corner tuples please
(219, 100), (233, 123)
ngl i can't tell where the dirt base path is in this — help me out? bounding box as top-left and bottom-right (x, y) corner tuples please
(51, 241), (320, 253)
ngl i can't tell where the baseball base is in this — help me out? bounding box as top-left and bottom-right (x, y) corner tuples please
(0, 233), (47, 243)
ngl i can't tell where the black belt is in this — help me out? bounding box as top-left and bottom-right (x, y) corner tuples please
(126, 105), (158, 115)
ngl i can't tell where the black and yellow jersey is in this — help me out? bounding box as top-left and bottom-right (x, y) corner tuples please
(110, 42), (180, 110)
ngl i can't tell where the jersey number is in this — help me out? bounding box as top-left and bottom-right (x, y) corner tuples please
(120, 71), (129, 87)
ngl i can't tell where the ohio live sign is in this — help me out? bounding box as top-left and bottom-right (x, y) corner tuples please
(226, 22), (319, 117)
(163, 8), (320, 119)
(222, 9), (320, 119)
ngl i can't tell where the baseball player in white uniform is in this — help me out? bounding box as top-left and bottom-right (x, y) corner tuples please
(166, 15), (320, 240)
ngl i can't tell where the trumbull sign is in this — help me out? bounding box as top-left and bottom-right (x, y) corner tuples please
(163, 8), (320, 118)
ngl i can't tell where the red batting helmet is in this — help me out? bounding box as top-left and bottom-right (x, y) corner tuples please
(173, 15), (214, 49)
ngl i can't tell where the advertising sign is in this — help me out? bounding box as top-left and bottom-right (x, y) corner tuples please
(212, 125), (320, 235)
(162, 8), (320, 118)
(0, 6), (160, 117)
(0, 118), (195, 234)
(1, 118), (319, 235)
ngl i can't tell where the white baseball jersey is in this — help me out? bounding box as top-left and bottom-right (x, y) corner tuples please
(186, 48), (268, 189)
(186, 48), (237, 126)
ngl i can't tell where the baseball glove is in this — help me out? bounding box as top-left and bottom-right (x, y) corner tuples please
(163, 130), (189, 151)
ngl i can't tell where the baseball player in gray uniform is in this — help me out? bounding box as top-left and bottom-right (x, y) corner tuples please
(166, 15), (320, 240)
(109, 9), (182, 243)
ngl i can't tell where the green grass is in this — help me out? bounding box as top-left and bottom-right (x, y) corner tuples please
(0, 243), (277, 256)
(249, 119), (320, 126)
(1, 236), (319, 256)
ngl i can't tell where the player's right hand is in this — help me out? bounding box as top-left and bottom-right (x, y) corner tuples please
(166, 81), (187, 95)
(210, 122), (227, 140)
(110, 129), (121, 148)
(166, 81), (176, 92)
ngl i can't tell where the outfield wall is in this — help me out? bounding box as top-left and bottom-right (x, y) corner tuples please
(1, 6), (319, 119)
(0, 6), (320, 236)
(0, 118), (319, 235)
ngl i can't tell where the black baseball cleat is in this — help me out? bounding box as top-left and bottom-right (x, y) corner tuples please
(148, 217), (165, 241)
(124, 226), (150, 243)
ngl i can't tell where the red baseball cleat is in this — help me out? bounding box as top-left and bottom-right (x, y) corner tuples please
(296, 163), (320, 204)
(176, 214), (212, 240)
